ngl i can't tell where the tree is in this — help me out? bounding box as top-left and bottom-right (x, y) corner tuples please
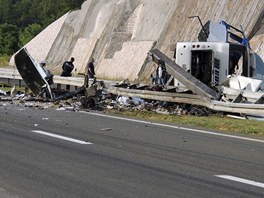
(0, 0), (86, 56)
(0, 0), (12, 24)
(0, 24), (19, 55)
(19, 23), (42, 47)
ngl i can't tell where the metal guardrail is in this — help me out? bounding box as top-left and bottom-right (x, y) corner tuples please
(2, 68), (264, 115)
(105, 86), (264, 115)
(0, 68), (22, 79)
(0, 68), (84, 87)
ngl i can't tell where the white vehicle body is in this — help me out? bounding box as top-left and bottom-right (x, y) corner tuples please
(172, 19), (262, 88)
(175, 42), (256, 87)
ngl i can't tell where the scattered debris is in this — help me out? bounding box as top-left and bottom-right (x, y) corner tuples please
(10, 85), (17, 98)
(100, 128), (112, 131)
(0, 83), (217, 118)
(0, 90), (7, 95)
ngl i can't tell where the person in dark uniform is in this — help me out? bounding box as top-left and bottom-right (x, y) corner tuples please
(61, 57), (75, 77)
(87, 58), (95, 78)
(84, 58), (96, 87)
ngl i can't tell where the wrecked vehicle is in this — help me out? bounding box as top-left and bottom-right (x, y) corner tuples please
(174, 19), (259, 87)
(106, 19), (264, 118)
(14, 48), (54, 99)
(14, 48), (103, 109)
(172, 19), (264, 105)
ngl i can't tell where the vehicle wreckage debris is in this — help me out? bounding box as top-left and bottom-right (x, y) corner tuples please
(0, 80), (217, 118)
(101, 128), (112, 131)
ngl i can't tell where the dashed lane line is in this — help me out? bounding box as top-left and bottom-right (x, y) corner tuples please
(31, 130), (92, 145)
(215, 175), (264, 189)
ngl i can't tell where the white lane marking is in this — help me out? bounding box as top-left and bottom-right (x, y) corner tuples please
(31, 130), (92, 145)
(215, 175), (264, 189)
(80, 111), (264, 143)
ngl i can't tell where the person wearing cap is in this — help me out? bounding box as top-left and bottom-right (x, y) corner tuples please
(40, 61), (54, 85)
(61, 57), (75, 77)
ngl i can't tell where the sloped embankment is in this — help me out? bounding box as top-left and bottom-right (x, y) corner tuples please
(11, 0), (264, 81)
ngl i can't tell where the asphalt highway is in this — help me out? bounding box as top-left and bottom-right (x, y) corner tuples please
(0, 105), (264, 198)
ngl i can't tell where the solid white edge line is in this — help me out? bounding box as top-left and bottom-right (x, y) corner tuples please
(80, 111), (264, 143)
(31, 130), (92, 145)
(215, 175), (264, 189)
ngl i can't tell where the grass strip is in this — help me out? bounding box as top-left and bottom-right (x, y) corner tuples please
(105, 109), (264, 136)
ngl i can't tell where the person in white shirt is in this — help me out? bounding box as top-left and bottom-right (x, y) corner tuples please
(156, 59), (166, 85)
(40, 61), (54, 85)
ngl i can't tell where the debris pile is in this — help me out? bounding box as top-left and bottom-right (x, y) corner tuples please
(102, 94), (208, 116)
(0, 79), (215, 117)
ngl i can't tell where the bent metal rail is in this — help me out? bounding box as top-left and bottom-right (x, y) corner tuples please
(1, 68), (264, 115)
(0, 68), (84, 87)
(104, 86), (264, 115)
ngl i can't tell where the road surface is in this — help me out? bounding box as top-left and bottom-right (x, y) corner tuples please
(0, 105), (264, 197)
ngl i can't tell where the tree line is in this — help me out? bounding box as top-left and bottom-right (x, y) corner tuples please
(0, 0), (85, 56)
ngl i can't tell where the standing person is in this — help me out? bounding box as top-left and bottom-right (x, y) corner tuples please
(84, 58), (96, 87)
(87, 58), (96, 78)
(61, 57), (75, 77)
(40, 61), (54, 85)
(150, 72), (157, 84)
(156, 59), (166, 85)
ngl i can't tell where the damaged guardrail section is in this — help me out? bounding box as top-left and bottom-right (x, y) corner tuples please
(2, 68), (264, 115)
(2, 47), (264, 117)
(104, 85), (264, 115)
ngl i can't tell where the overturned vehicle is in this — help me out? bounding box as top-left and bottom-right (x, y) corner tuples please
(106, 19), (264, 118)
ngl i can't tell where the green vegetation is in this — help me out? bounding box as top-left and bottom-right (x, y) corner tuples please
(0, 0), (85, 62)
(19, 23), (42, 46)
(0, 24), (19, 55)
(105, 109), (264, 136)
(0, 54), (10, 67)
